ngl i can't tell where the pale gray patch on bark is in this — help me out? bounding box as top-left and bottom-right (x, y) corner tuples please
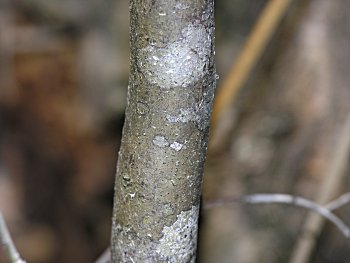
(153, 135), (170, 148)
(166, 102), (213, 131)
(166, 108), (197, 123)
(156, 205), (199, 262)
(139, 24), (211, 89)
(170, 141), (184, 152)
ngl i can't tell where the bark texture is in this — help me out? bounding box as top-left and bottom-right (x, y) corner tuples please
(111, 0), (216, 262)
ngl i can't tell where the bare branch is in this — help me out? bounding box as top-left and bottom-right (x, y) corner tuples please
(95, 247), (110, 263)
(204, 193), (350, 239)
(0, 211), (26, 263)
(326, 192), (350, 211)
(289, 115), (350, 263)
(242, 194), (350, 238)
(211, 0), (293, 127)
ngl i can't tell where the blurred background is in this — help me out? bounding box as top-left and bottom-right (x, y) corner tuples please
(1, 0), (350, 262)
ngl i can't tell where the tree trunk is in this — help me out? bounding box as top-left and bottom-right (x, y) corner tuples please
(111, 0), (216, 262)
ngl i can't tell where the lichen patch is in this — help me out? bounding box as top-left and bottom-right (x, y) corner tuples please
(166, 102), (212, 131)
(156, 205), (199, 262)
(153, 135), (170, 148)
(140, 23), (211, 89)
(166, 108), (197, 123)
(170, 141), (183, 152)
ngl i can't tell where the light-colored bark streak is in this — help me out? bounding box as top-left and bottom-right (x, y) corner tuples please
(111, 0), (216, 262)
(0, 211), (26, 263)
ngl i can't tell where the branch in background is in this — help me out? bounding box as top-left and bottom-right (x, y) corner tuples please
(204, 192), (350, 239)
(95, 247), (110, 263)
(243, 194), (350, 238)
(326, 192), (350, 211)
(0, 211), (26, 263)
(289, 115), (350, 263)
(211, 0), (293, 127)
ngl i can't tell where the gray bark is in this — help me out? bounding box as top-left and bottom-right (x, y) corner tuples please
(111, 0), (216, 262)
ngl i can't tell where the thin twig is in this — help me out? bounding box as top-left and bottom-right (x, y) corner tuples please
(95, 247), (110, 263)
(326, 192), (350, 211)
(289, 115), (350, 263)
(204, 193), (350, 238)
(0, 211), (26, 263)
(243, 194), (350, 238)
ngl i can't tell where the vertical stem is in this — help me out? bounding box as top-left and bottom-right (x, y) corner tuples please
(111, 0), (216, 262)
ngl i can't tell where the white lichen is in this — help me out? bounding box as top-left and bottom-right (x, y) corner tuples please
(166, 108), (197, 123)
(153, 135), (169, 148)
(170, 141), (183, 151)
(175, 3), (189, 10)
(156, 205), (199, 262)
(140, 23), (211, 88)
(166, 103), (212, 131)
